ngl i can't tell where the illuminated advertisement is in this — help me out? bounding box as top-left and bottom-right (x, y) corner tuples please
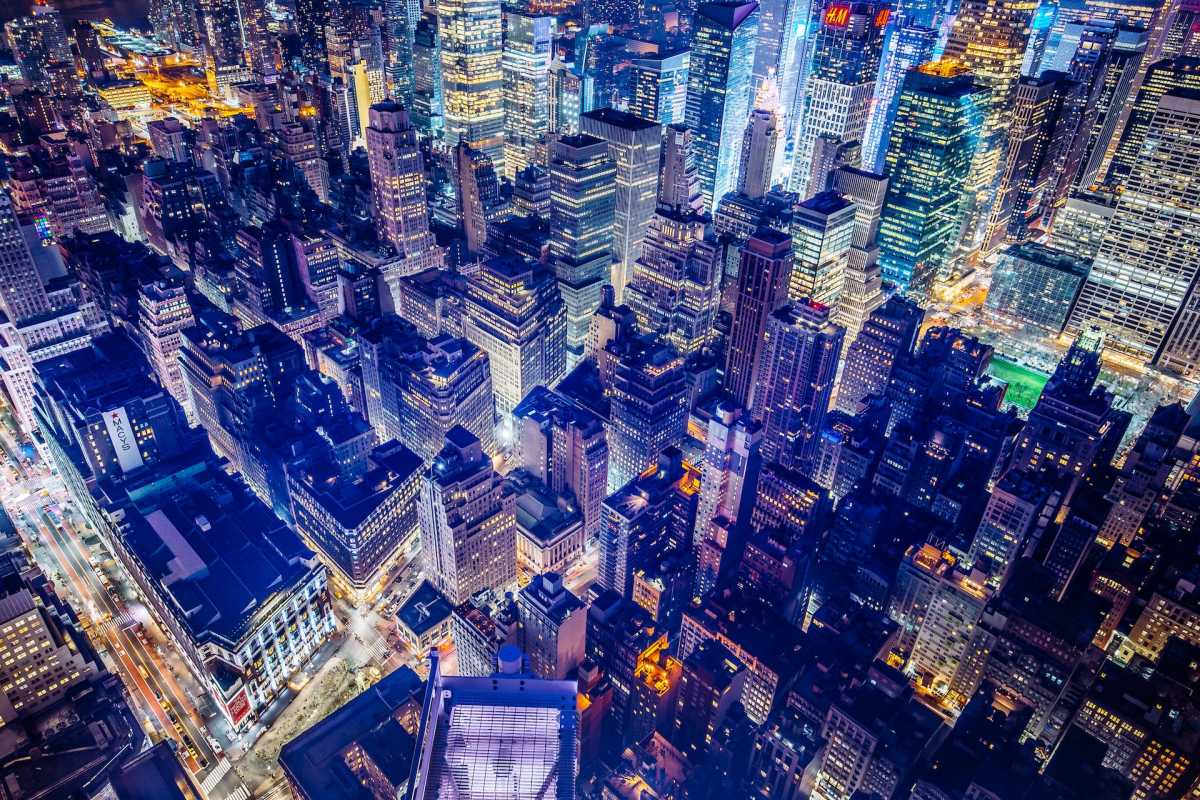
(227, 689), (251, 726)
(102, 406), (145, 474)
(825, 4), (851, 26)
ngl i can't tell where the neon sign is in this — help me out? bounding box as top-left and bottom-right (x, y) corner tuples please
(824, 4), (851, 26)
(874, 7), (891, 27)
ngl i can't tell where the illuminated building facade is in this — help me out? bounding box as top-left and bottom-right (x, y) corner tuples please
(877, 61), (987, 294)
(686, 1), (760, 212)
(581, 109), (662, 304)
(502, 11), (554, 180)
(548, 133), (617, 366)
(419, 427), (517, 605)
(789, 0), (890, 196)
(439, 0), (506, 170)
(629, 50), (691, 126)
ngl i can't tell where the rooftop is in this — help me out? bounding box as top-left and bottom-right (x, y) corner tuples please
(280, 667), (424, 800)
(397, 581), (455, 638)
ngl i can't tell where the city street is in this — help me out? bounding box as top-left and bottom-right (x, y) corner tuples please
(0, 404), (252, 800)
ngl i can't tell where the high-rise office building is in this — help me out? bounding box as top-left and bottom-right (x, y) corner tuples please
(739, 107), (780, 198)
(694, 401), (761, 591)
(513, 386), (609, 540)
(986, 71), (1083, 247)
(754, 300), (845, 468)
(463, 257), (567, 416)
(608, 339), (689, 492)
(0, 191), (51, 325)
(625, 128), (722, 356)
(1072, 26), (1148, 192)
(1105, 57), (1200, 190)
(877, 61), (988, 294)
(419, 427), (517, 605)
(581, 109), (663, 304)
(686, 1), (761, 212)
(789, 0), (889, 196)
(836, 295), (924, 414)
(394, 335), (496, 463)
(137, 281), (196, 417)
(942, 0), (1038, 253)
(863, 25), (939, 171)
(725, 229), (794, 408)
(788, 191), (856, 308)
(295, 0), (331, 74)
(502, 11), (555, 180)
(629, 49), (691, 125)
(1068, 90), (1200, 374)
(439, 0), (506, 169)
(669, 640), (747, 761)
(413, 11), (444, 134)
(985, 242), (1090, 334)
(365, 102), (438, 264)
(196, 0), (254, 97)
(830, 165), (889, 339)
(548, 133), (618, 366)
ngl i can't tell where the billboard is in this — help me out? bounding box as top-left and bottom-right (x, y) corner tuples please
(102, 406), (145, 474)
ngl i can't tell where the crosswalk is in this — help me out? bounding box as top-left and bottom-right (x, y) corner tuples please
(221, 784), (251, 800)
(95, 609), (137, 634)
(199, 758), (232, 794)
(366, 635), (391, 664)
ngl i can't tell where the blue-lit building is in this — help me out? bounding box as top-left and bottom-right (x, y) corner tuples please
(686, 1), (760, 212)
(863, 24), (938, 171)
(877, 61), (987, 294)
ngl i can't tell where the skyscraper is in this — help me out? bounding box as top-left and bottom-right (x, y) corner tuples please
(608, 339), (689, 492)
(835, 294), (923, 414)
(985, 71), (1083, 247)
(877, 61), (988, 294)
(137, 281), (196, 418)
(548, 133), (617, 366)
(196, 0), (254, 97)
(439, 0), (506, 169)
(394, 335), (496, 463)
(419, 427), (517, 605)
(788, 191), (856, 308)
(625, 125), (722, 356)
(725, 229), (794, 408)
(629, 50), (691, 125)
(463, 257), (567, 416)
(413, 11), (444, 134)
(295, 0), (331, 74)
(754, 300), (845, 468)
(739, 107), (780, 198)
(1068, 90), (1200, 374)
(502, 11), (554, 180)
(517, 573), (587, 680)
(581, 108), (663, 303)
(789, 0), (890, 196)
(942, 0), (1038, 254)
(365, 102), (438, 264)
(0, 191), (51, 325)
(513, 386), (609, 540)
(830, 165), (889, 340)
(863, 24), (939, 171)
(686, 1), (761, 212)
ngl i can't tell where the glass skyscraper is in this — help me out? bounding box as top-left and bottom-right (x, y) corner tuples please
(877, 61), (987, 294)
(863, 24), (938, 171)
(439, 0), (506, 170)
(686, 1), (760, 213)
